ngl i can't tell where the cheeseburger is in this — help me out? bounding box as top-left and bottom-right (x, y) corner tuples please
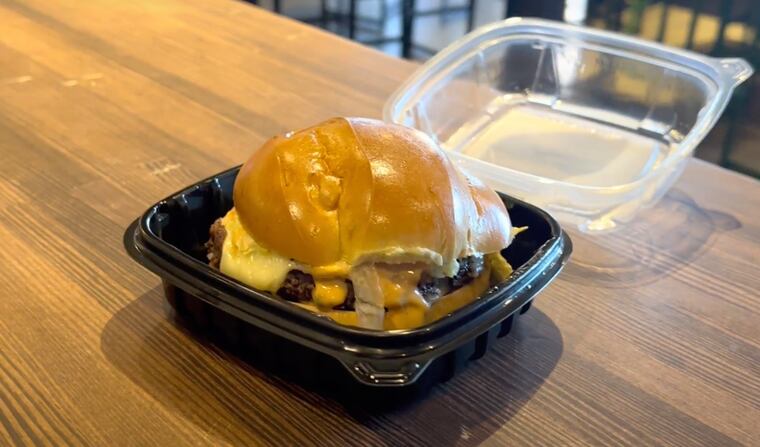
(206, 117), (516, 330)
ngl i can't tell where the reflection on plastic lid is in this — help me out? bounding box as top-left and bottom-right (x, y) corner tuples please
(384, 19), (752, 234)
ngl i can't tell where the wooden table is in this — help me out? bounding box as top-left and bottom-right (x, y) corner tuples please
(1, 0), (759, 445)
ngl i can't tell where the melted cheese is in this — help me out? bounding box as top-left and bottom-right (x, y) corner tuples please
(348, 263), (432, 329)
(512, 226), (528, 237)
(218, 210), (514, 330)
(299, 258), (511, 330)
(296, 303), (359, 326)
(219, 210), (293, 293)
(487, 252), (513, 284)
(427, 265), (491, 323)
(377, 266), (428, 329)
(377, 266), (425, 308)
(385, 304), (427, 330)
(313, 280), (348, 309)
(304, 268), (493, 330)
(311, 261), (351, 279)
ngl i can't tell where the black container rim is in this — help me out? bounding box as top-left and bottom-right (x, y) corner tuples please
(126, 166), (572, 357)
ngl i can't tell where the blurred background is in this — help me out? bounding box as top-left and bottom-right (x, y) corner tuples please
(246, 0), (760, 177)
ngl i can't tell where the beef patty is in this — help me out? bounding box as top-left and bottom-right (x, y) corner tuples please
(205, 218), (227, 268)
(206, 217), (484, 310)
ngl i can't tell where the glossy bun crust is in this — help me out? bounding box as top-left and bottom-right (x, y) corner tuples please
(233, 117), (511, 274)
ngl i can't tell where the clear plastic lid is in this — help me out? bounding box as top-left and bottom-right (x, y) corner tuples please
(384, 18), (752, 232)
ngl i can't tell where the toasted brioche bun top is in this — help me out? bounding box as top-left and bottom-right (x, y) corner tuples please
(233, 117), (512, 276)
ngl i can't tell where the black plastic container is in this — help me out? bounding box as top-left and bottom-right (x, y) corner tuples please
(124, 166), (571, 389)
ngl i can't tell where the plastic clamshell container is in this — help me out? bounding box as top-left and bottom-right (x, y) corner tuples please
(384, 18), (753, 232)
(124, 167), (572, 389)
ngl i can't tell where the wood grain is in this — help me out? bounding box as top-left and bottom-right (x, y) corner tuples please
(0, 0), (759, 445)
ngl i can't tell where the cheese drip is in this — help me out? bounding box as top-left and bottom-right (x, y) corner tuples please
(349, 264), (429, 329)
(301, 263), (496, 330)
(217, 209), (515, 330)
(219, 209), (294, 293)
(313, 280), (348, 309)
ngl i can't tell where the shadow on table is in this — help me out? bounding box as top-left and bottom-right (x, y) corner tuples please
(101, 288), (563, 446)
(562, 188), (741, 289)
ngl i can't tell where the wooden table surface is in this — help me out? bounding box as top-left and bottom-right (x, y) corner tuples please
(1, 0), (759, 445)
